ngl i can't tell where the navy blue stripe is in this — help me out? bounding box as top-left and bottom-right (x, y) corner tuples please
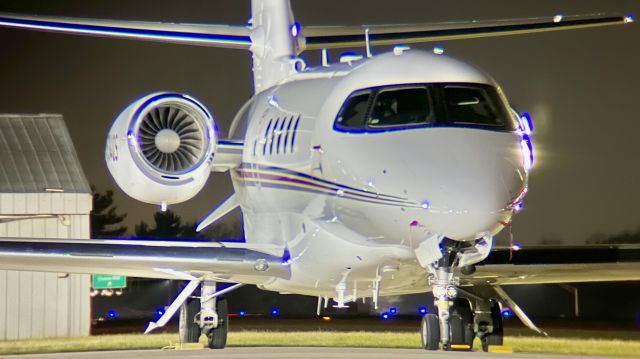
(241, 178), (419, 208)
(218, 140), (243, 147)
(0, 17), (251, 44)
(240, 163), (409, 202)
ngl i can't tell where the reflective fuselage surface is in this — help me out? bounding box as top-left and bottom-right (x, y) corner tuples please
(229, 50), (527, 296)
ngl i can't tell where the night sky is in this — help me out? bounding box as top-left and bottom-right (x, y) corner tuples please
(0, 0), (638, 245)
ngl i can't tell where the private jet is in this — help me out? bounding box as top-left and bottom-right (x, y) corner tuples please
(0, 0), (637, 352)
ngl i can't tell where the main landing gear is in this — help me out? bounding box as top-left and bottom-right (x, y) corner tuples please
(421, 239), (503, 351)
(179, 281), (230, 349)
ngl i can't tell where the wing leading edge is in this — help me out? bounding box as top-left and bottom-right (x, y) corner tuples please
(0, 12), (632, 52)
(302, 13), (633, 50)
(0, 237), (289, 282)
(465, 244), (640, 286)
(0, 12), (251, 49)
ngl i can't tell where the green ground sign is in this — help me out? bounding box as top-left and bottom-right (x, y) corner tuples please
(92, 274), (127, 289)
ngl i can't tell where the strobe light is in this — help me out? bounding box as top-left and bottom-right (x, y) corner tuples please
(106, 92), (218, 205)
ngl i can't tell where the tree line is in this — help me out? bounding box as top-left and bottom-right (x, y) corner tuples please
(90, 187), (242, 240)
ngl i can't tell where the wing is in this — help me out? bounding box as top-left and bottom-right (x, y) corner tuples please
(302, 13), (633, 50)
(464, 244), (640, 286)
(0, 12), (251, 49)
(0, 237), (289, 282)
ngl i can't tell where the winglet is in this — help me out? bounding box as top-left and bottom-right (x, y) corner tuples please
(196, 194), (239, 232)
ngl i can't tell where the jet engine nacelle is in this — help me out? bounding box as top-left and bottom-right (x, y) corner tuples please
(105, 92), (218, 206)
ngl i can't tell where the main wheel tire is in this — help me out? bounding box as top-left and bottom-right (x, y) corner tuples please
(179, 297), (201, 343)
(207, 298), (228, 349)
(481, 300), (504, 352)
(450, 298), (475, 350)
(420, 313), (440, 350)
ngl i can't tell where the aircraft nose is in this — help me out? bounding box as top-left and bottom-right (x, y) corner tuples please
(413, 130), (527, 240)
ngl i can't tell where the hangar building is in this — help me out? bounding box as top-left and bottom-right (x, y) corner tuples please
(0, 114), (92, 340)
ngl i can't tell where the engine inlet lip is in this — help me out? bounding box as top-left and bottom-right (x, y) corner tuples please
(127, 93), (216, 179)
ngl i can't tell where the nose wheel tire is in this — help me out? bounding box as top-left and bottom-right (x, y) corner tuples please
(450, 298), (475, 350)
(179, 296), (201, 343)
(420, 313), (440, 350)
(206, 297), (228, 349)
(481, 300), (504, 352)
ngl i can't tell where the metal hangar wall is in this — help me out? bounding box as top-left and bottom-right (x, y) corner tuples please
(0, 114), (92, 340)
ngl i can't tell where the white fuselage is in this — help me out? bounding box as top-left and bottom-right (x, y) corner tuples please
(227, 50), (528, 298)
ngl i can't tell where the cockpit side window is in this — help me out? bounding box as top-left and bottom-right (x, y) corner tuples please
(369, 87), (433, 128)
(441, 85), (510, 128)
(334, 83), (515, 133)
(335, 91), (371, 130)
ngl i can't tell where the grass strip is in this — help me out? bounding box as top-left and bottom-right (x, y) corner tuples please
(0, 331), (639, 357)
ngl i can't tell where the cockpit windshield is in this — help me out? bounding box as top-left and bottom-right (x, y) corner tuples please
(334, 83), (516, 133)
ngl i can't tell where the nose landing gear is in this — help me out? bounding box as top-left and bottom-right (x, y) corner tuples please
(420, 238), (502, 351)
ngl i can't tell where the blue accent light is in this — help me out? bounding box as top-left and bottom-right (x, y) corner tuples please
(420, 201), (430, 209)
(418, 307), (428, 315)
(389, 307), (397, 315)
(282, 248), (292, 265)
(290, 22), (301, 37)
(520, 134), (534, 171)
(155, 308), (165, 317)
(239, 310), (246, 316)
(501, 308), (512, 318)
(625, 14), (634, 23)
(271, 308), (279, 316)
(520, 113), (533, 135)
(381, 312), (390, 320)
(107, 310), (118, 319)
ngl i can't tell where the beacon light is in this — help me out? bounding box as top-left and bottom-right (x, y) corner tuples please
(418, 306), (428, 315)
(389, 307), (397, 315)
(107, 310), (118, 319)
(239, 310), (246, 316)
(271, 308), (279, 316)
(625, 14), (634, 24)
(381, 312), (390, 320)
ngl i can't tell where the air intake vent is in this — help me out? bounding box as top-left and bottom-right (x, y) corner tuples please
(137, 105), (206, 174)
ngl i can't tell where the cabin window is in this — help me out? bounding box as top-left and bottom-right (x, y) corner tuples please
(369, 87), (433, 128)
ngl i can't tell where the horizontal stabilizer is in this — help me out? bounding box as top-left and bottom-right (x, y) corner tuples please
(0, 12), (251, 49)
(302, 13), (632, 50)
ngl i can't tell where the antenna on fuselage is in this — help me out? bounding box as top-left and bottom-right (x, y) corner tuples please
(321, 48), (330, 67)
(365, 28), (372, 58)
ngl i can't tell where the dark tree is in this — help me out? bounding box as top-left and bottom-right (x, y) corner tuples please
(91, 186), (127, 238)
(135, 210), (198, 239)
(587, 229), (640, 245)
(199, 219), (244, 241)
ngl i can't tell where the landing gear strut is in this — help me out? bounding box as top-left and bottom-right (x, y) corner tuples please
(177, 281), (230, 349)
(424, 238), (465, 350)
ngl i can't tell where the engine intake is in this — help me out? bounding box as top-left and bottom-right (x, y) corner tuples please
(106, 92), (217, 205)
